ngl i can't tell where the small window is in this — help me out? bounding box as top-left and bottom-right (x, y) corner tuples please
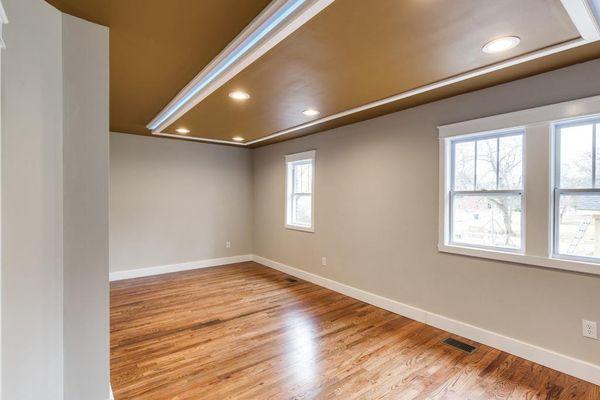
(554, 118), (600, 261)
(449, 131), (524, 250)
(285, 150), (315, 232)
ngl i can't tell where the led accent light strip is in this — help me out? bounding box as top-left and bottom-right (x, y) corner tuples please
(148, 0), (311, 131)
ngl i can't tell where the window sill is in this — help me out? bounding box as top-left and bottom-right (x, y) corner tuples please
(285, 224), (314, 233)
(438, 244), (600, 276)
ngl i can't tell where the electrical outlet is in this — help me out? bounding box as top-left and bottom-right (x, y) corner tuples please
(321, 257), (327, 266)
(226, 241), (231, 249)
(582, 320), (597, 339)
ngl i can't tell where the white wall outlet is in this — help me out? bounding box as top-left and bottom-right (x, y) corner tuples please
(226, 241), (231, 249)
(582, 320), (597, 339)
(321, 257), (327, 266)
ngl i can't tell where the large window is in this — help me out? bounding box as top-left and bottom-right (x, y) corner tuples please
(285, 150), (315, 232)
(449, 131), (524, 250)
(439, 94), (600, 276)
(554, 118), (600, 261)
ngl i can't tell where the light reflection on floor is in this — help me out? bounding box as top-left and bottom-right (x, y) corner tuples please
(283, 311), (319, 386)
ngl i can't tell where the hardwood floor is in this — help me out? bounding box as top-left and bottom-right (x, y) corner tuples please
(110, 262), (599, 399)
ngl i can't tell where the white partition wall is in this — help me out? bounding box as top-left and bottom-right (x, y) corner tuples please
(62, 13), (109, 400)
(1, 1), (109, 399)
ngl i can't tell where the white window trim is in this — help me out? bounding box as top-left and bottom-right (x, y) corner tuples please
(439, 94), (600, 276)
(285, 150), (316, 232)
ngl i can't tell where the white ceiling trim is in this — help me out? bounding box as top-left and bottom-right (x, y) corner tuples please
(562, 0), (600, 41)
(152, 132), (247, 146)
(148, 0), (335, 134)
(154, 0), (600, 147)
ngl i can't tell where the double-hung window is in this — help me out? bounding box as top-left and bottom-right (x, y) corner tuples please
(439, 94), (600, 276)
(285, 150), (315, 232)
(554, 118), (600, 261)
(449, 131), (524, 251)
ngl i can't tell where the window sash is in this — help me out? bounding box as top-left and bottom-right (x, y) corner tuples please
(553, 188), (600, 262)
(449, 190), (524, 251)
(290, 161), (312, 196)
(450, 131), (523, 193)
(449, 130), (524, 251)
(285, 151), (315, 231)
(554, 118), (600, 190)
(553, 119), (600, 261)
(290, 193), (312, 227)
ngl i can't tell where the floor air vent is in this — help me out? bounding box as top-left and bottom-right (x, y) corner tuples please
(442, 337), (477, 354)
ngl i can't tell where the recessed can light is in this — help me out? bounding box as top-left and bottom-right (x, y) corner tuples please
(228, 91), (251, 100)
(302, 109), (320, 116)
(176, 128), (190, 134)
(232, 136), (245, 142)
(482, 36), (520, 54)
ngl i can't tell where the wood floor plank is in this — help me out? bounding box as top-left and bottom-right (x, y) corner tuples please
(110, 262), (599, 399)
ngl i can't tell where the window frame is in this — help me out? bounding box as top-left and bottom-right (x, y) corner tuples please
(552, 117), (600, 263)
(448, 130), (525, 252)
(438, 94), (600, 276)
(285, 150), (316, 232)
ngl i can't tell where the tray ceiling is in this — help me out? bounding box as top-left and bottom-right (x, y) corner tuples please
(46, 0), (600, 147)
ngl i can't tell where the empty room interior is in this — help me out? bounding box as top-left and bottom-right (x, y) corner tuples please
(3, 0), (600, 399)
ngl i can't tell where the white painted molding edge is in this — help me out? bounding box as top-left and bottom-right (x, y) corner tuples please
(562, 0), (600, 41)
(251, 254), (600, 386)
(109, 255), (253, 281)
(109, 384), (114, 400)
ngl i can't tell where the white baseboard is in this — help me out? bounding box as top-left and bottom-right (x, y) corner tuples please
(109, 255), (253, 281)
(109, 384), (114, 400)
(252, 255), (600, 386)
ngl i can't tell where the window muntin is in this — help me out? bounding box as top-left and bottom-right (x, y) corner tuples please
(286, 151), (315, 231)
(450, 131), (524, 250)
(554, 119), (600, 261)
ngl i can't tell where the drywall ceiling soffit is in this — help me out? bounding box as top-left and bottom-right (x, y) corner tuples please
(46, 0), (600, 147)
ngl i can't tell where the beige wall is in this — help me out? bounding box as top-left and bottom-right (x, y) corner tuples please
(252, 58), (600, 366)
(110, 133), (253, 272)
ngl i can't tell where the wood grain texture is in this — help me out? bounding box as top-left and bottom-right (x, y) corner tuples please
(110, 262), (599, 399)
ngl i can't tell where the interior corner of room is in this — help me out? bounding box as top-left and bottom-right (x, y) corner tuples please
(2, 0), (600, 399)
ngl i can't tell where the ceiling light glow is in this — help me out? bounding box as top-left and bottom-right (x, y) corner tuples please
(176, 128), (190, 134)
(302, 109), (320, 116)
(232, 136), (245, 142)
(482, 36), (520, 54)
(228, 91), (251, 101)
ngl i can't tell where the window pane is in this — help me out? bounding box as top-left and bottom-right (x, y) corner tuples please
(557, 194), (600, 259)
(293, 162), (312, 194)
(452, 194), (522, 249)
(559, 124), (593, 188)
(498, 134), (523, 190)
(476, 138), (498, 190)
(292, 194), (311, 226)
(453, 141), (475, 191)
